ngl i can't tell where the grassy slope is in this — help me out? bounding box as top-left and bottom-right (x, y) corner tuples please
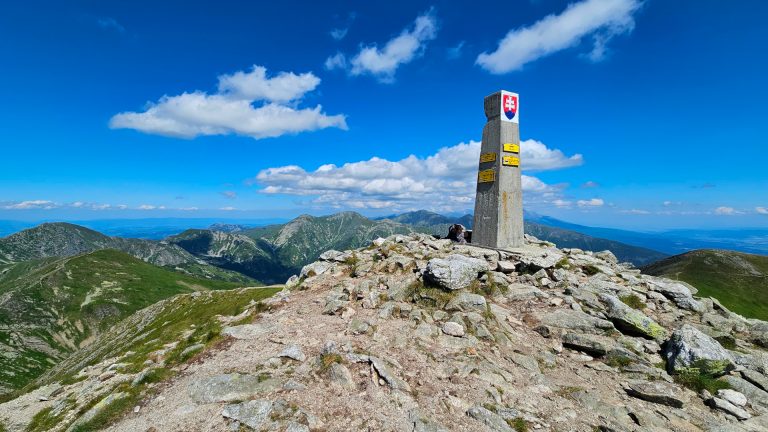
(0, 249), (247, 393)
(26, 286), (281, 431)
(643, 249), (768, 320)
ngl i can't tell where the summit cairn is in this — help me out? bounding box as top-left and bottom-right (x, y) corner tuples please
(473, 90), (524, 249)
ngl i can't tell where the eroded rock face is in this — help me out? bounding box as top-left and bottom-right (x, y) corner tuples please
(665, 324), (735, 375)
(423, 254), (488, 290)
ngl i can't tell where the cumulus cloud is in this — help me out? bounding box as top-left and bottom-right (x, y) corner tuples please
(577, 198), (604, 207)
(715, 206), (742, 215)
(757, 206), (768, 215)
(326, 10), (437, 82)
(476, 0), (642, 73)
(553, 199), (572, 208)
(110, 65), (346, 140)
(252, 139), (578, 211)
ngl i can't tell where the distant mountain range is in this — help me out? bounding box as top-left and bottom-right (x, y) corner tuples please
(643, 249), (768, 321)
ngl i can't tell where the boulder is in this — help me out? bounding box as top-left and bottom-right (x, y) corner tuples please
(466, 406), (514, 432)
(188, 373), (279, 403)
(423, 254), (488, 291)
(599, 294), (666, 340)
(647, 279), (704, 312)
(300, 261), (334, 278)
(624, 380), (687, 408)
(278, 345), (306, 362)
(442, 321), (465, 337)
(709, 396), (751, 420)
(538, 309), (615, 335)
(665, 324), (734, 375)
(718, 389), (748, 407)
(561, 332), (610, 357)
(222, 400), (273, 430)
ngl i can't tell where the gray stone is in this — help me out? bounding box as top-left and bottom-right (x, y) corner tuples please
(496, 261), (516, 273)
(221, 323), (274, 340)
(444, 292), (487, 312)
(595, 250), (618, 264)
(710, 397), (751, 420)
(423, 254), (488, 291)
(624, 380), (687, 408)
(300, 261), (334, 278)
(562, 332), (610, 357)
(507, 246), (565, 272)
(442, 321), (465, 337)
(742, 369), (768, 392)
(279, 345), (306, 362)
(718, 389), (748, 407)
(72, 392), (128, 427)
(328, 362), (355, 389)
(466, 405), (514, 432)
(409, 409), (449, 432)
(506, 284), (546, 301)
(348, 318), (371, 335)
(188, 373), (279, 403)
(539, 309), (614, 334)
(724, 375), (768, 410)
(647, 279), (704, 312)
(665, 324), (734, 375)
(599, 294), (667, 340)
(221, 400), (273, 430)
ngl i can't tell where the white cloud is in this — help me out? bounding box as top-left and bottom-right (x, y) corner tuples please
(477, 0), (642, 73)
(553, 199), (572, 208)
(253, 139), (578, 211)
(330, 27), (349, 40)
(520, 139), (583, 171)
(110, 65), (346, 140)
(621, 208), (649, 214)
(327, 10), (437, 82)
(221, 191), (237, 199)
(220, 206), (237, 211)
(581, 181), (599, 188)
(138, 204), (156, 210)
(3, 200), (57, 210)
(715, 206), (742, 215)
(577, 198), (604, 207)
(757, 206), (768, 215)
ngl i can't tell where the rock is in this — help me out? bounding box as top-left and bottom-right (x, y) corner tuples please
(328, 363), (355, 389)
(221, 323), (274, 340)
(561, 332), (610, 357)
(444, 292), (487, 313)
(222, 399), (274, 430)
(423, 254), (488, 291)
(710, 396), (752, 420)
(409, 409), (449, 432)
(742, 370), (768, 392)
(647, 279), (704, 312)
(442, 321), (465, 337)
(665, 324), (734, 375)
(72, 392), (128, 427)
(180, 343), (204, 359)
(599, 294), (666, 340)
(300, 261), (334, 278)
(724, 375), (768, 410)
(188, 373), (279, 403)
(496, 261), (516, 273)
(319, 250), (348, 262)
(538, 309), (614, 335)
(466, 406), (514, 432)
(279, 345), (306, 362)
(507, 247), (564, 272)
(348, 318), (371, 335)
(624, 380), (687, 408)
(718, 389), (748, 407)
(595, 250), (618, 264)
(506, 284), (546, 302)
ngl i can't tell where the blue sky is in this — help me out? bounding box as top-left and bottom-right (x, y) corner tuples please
(0, 0), (766, 230)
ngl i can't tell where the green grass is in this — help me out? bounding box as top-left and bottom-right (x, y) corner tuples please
(582, 265), (601, 276)
(0, 249), (251, 394)
(33, 286), (280, 431)
(508, 417), (529, 432)
(673, 364), (731, 394)
(619, 294), (646, 310)
(643, 249), (768, 321)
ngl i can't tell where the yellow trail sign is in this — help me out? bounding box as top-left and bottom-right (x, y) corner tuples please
(478, 169), (495, 183)
(502, 156), (520, 167)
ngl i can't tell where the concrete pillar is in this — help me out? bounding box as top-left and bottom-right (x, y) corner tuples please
(472, 90), (524, 249)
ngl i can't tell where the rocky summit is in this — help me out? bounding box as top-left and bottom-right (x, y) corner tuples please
(3, 234), (768, 431)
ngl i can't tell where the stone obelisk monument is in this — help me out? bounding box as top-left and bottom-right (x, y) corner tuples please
(472, 90), (524, 249)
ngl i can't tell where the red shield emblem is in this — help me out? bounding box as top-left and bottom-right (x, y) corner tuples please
(502, 94), (518, 121)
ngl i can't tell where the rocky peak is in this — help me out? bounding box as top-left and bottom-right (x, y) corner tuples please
(5, 234), (768, 431)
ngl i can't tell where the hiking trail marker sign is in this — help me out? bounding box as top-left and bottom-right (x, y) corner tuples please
(472, 90), (524, 249)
